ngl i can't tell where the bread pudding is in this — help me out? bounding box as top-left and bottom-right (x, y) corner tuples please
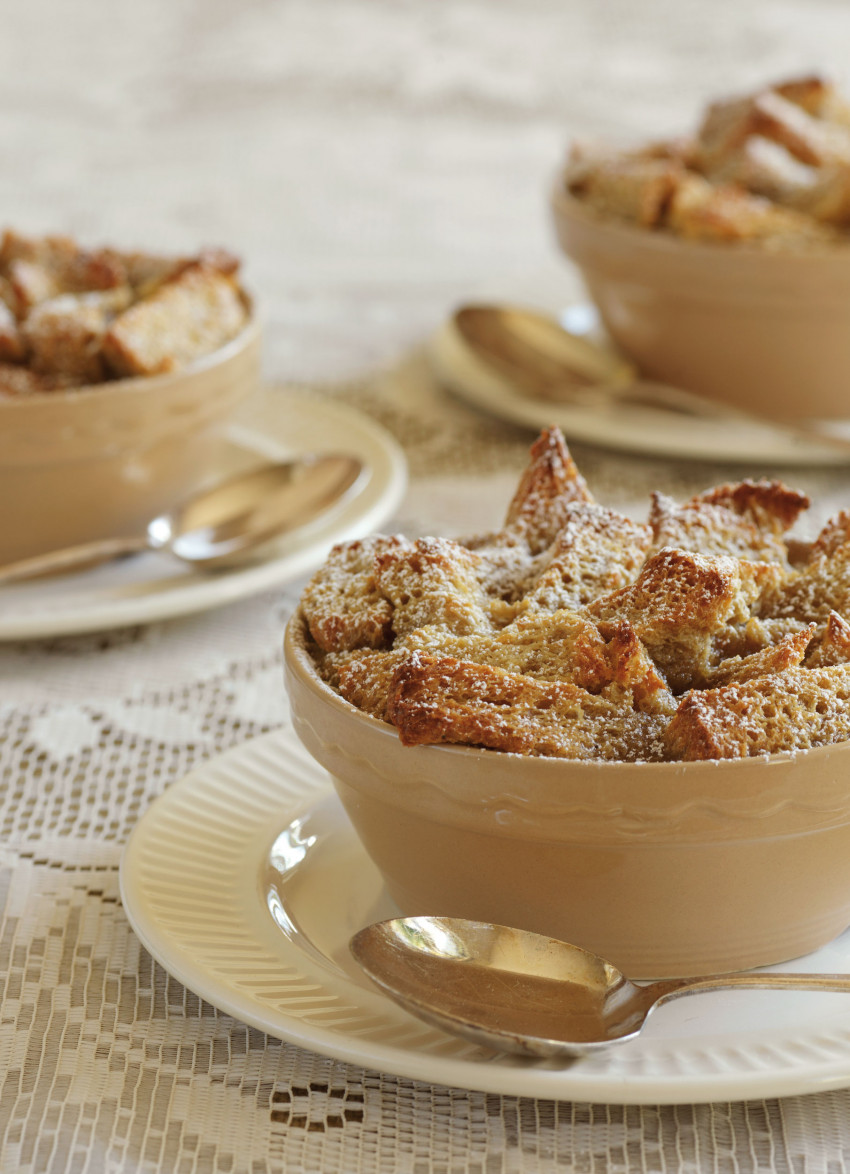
(300, 427), (850, 762)
(565, 75), (850, 246)
(0, 230), (249, 395)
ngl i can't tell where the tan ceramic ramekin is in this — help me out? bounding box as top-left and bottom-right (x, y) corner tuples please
(285, 610), (850, 979)
(0, 312), (261, 563)
(551, 185), (850, 421)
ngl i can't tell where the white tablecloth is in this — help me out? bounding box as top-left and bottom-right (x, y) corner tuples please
(5, 1), (850, 1169)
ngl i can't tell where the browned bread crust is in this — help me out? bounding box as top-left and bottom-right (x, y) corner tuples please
(762, 518), (850, 622)
(301, 535), (403, 653)
(503, 427), (593, 553)
(665, 665), (850, 760)
(587, 547), (784, 691)
(805, 611), (850, 668)
(521, 502), (651, 612)
(373, 537), (493, 639)
(648, 480), (808, 564)
(301, 425), (850, 762)
(102, 263), (247, 377)
(705, 623), (815, 687)
(22, 288), (132, 383)
(386, 652), (669, 761)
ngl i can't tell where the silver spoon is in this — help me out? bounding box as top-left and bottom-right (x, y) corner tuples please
(453, 303), (850, 454)
(0, 453), (363, 584)
(351, 916), (850, 1058)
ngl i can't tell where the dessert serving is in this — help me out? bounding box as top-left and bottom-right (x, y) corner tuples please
(0, 229), (259, 564)
(551, 75), (850, 420)
(0, 229), (250, 394)
(299, 426), (850, 763)
(285, 430), (850, 975)
(564, 75), (850, 246)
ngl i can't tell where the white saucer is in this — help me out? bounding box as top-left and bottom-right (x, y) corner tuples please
(0, 390), (406, 640)
(120, 726), (850, 1106)
(430, 304), (850, 467)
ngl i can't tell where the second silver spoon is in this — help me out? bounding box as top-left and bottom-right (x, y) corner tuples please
(0, 452), (363, 583)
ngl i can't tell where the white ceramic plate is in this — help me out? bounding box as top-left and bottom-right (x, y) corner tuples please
(120, 727), (850, 1106)
(430, 303), (850, 467)
(0, 390), (406, 640)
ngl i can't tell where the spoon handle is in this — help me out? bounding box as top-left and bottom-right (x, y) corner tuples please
(0, 535), (150, 584)
(652, 972), (850, 1002)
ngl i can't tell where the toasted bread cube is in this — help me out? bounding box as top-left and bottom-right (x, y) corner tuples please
(697, 88), (850, 170)
(22, 288), (131, 383)
(300, 535), (406, 653)
(401, 609), (610, 689)
(774, 75), (836, 117)
(665, 665), (850, 760)
(704, 135), (818, 203)
(0, 229), (78, 276)
(648, 480), (809, 564)
(667, 173), (834, 245)
(102, 263), (247, 376)
(569, 156), (683, 227)
(763, 513), (850, 622)
(521, 502), (650, 612)
(706, 623), (815, 687)
(0, 361), (74, 396)
(332, 649), (411, 720)
(386, 652), (669, 761)
(796, 163), (850, 225)
(6, 259), (61, 315)
(805, 611), (850, 668)
(504, 427), (594, 553)
(588, 547), (785, 691)
(374, 537), (493, 638)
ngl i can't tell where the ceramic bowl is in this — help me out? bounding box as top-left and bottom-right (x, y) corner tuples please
(0, 311), (261, 563)
(551, 185), (850, 421)
(285, 609), (850, 978)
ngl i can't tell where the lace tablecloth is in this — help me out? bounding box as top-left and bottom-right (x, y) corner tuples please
(4, 360), (850, 1174)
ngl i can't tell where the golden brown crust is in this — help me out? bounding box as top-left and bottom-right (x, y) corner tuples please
(666, 173), (835, 245)
(102, 264), (247, 377)
(521, 502), (651, 612)
(665, 665), (850, 760)
(805, 611), (850, 668)
(762, 532), (850, 622)
(386, 652), (668, 761)
(0, 361), (74, 396)
(300, 535), (404, 653)
(22, 288), (132, 383)
(0, 230), (248, 392)
(301, 425), (850, 763)
(647, 480), (809, 564)
(706, 623), (816, 687)
(503, 427), (593, 553)
(587, 547), (785, 691)
(373, 537), (493, 639)
(566, 155), (683, 227)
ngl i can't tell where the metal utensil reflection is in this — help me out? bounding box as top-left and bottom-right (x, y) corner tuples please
(351, 916), (850, 1058)
(0, 453), (363, 583)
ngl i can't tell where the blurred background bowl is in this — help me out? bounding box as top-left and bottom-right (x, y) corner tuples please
(0, 310), (261, 564)
(551, 185), (850, 422)
(285, 610), (850, 980)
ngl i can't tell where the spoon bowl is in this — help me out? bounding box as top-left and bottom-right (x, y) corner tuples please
(0, 452), (363, 583)
(351, 916), (850, 1059)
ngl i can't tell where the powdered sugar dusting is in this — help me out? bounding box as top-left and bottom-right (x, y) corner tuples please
(300, 429), (850, 762)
